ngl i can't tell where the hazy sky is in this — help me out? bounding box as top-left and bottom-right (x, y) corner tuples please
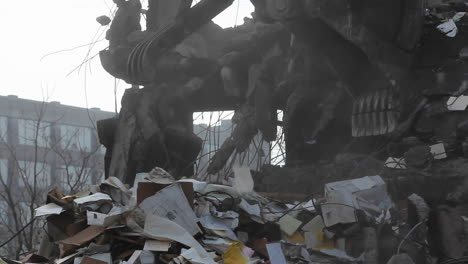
(0, 0), (253, 113)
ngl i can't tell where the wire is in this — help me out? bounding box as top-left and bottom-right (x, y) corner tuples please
(384, 158), (407, 169)
(275, 193), (317, 222)
(114, 78), (119, 114)
(441, 256), (468, 264)
(0, 217), (37, 249)
(266, 205), (316, 214)
(234, 0), (241, 27)
(40, 39), (106, 62)
(397, 220), (426, 255)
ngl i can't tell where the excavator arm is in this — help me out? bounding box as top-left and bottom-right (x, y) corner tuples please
(127, 0), (234, 84)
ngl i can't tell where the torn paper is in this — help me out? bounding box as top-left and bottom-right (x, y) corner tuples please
(74, 193), (112, 205)
(35, 203), (63, 217)
(351, 176), (377, 190)
(233, 166), (254, 194)
(385, 157), (407, 169)
(222, 243), (250, 264)
(200, 215), (236, 231)
(139, 184), (200, 235)
(123, 250), (141, 264)
(437, 19), (458, 37)
(143, 240), (170, 252)
(87, 207), (124, 227)
(138, 251), (154, 264)
(180, 248), (216, 264)
(55, 253), (78, 264)
(278, 215), (302, 236)
(324, 176), (385, 195)
(430, 143), (447, 160)
(302, 216), (324, 234)
(453, 12), (466, 22)
(447, 96), (468, 111)
(266, 243), (287, 264)
(143, 214), (214, 262)
(239, 199), (261, 217)
(103, 177), (129, 192)
(304, 232), (320, 249)
(203, 238), (233, 254)
(319, 249), (357, 262)
(321, 191), (357, 227)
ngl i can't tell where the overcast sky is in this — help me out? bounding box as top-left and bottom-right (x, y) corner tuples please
(0, 0), (253, 113)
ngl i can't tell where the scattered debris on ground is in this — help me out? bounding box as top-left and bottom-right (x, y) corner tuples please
(1, 165), (466, 264)
(7, 0), (468, 263)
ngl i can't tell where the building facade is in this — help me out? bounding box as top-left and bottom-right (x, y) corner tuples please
(0, 95), (115, 194)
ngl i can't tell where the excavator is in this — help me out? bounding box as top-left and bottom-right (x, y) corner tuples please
(98, 3), (468, 259)
(98, 0), (468, 182)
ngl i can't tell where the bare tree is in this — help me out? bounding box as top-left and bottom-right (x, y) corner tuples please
(0, 100), (103, 259)
(53, 123), (101, 194)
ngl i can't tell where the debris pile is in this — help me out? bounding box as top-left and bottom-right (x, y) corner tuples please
(28, 1), (468, 263)
(5, 166), (463, 264)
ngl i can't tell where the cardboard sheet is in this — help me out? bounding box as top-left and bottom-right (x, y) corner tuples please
(47, 187), (68, 206)
(74, 253), (110, 264)
(60, 225), (106, 246)
(20, 254), (49, 263)
(136, 182), (193, 207)
(79, 257), (106, 264)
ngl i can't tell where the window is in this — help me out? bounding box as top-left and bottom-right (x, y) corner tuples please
(18, 161), (51, 189)
(60, 125), (92, 151)
(0, 159), (8, 185)
(0, 117), (7, 143)
(57, 165), (93, 191)
(18, 119), (50, 147)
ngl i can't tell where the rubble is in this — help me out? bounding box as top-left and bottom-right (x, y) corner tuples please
(5, 166), (468, 264)
(24, 0), (467, 263)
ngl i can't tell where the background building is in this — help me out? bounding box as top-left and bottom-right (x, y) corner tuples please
(193, 118), (271, 179)
(0, 95), (115, 193)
